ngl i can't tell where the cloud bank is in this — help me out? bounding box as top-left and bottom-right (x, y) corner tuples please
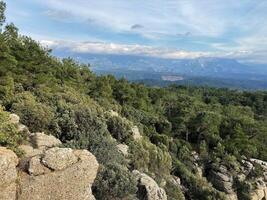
(40, 40), (267, 63)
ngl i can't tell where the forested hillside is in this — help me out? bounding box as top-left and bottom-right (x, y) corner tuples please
(0, 2), (267, 200)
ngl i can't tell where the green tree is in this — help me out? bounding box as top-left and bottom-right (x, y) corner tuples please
(0, 1), (6, 29)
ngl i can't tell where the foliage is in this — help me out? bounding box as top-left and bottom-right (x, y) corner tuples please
(0, 106), (24, 154)
(93, 164), (137, 200)
(0, 5), (266, 199)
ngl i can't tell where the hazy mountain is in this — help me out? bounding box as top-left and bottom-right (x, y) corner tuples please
(53, 50), (267, 81)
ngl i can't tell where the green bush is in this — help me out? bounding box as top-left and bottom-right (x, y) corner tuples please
(11, 92), (54, 133)
(164, 179), (185, 200)
(93, 163), (137, 200)
(129, 139), (172, 179)
(106, 116), (133, 143)
(0, 106), (24, 154)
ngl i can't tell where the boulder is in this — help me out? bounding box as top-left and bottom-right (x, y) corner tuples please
(133, 170), (167, 200)
(18, 124), (30, 134)
(209, 166), (234, 194)
(0, 147), (19, 200)
(18, 144), (42, 157)
(108, 110), (119, 117)
(9, 113), (20, 124)
(17, 147), (99, 200)
(41, 147), (78, 170)
(117, 144), (129, 156)
(31, 132), (62, 150)
(132, 126), (142, 140)
(28, 155), (51, 176)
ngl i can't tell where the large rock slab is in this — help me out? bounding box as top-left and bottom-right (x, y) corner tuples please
(18, 148), (99, 200)
(133, 170), (167, 200)
(0, 147), (19, 200)
(42, 147), (78, 170)
(209, 166), (234, 194)
(31, 132), (62, 150)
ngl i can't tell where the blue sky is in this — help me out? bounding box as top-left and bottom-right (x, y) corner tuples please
(5, 0), (267, 63)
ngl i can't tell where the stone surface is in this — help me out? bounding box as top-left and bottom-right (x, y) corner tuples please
(0, 183), (17, 200)
(108, 110), (119, 117)
(18, 124), (30, 134)
(18, 144), (42, 157)
(28, 155), (51, 176)
(117, 144), (129, 156)
(0, 118), (99, 200)
(42, 147), (78, 170)
(18, 148), (99, 200)
(0, 147), (19, 200)
(132, 126), (142, 140)
(0, 147), (19, 186)
(9, 113), (20, 124)
(133, 170), (167, 200)
(31, 132), (62, 150)
(209, 166), (234, 194)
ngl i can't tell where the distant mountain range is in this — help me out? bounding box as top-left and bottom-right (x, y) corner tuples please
(53, 50), (267, 90)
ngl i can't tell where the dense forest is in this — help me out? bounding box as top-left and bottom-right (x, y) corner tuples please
(0, 2), (267, 200)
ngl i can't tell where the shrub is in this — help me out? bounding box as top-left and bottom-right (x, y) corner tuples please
(11, 92), (54, 132)
(106, 116), (133, 143)
(129, 139), (172, 179)
(93, 163), (137, 200)
(0, 106), (24, 154)
(165, 179), (185, 200)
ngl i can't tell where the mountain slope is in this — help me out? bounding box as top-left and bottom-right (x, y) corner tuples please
(0, 4), (267, 200)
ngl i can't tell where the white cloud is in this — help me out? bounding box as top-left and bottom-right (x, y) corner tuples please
(40, 40), (210, 59)
(40, 39), (267, 64)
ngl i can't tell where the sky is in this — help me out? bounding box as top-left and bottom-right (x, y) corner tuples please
(5, 0), (267, 63)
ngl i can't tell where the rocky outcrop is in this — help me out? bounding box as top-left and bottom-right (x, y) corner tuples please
(0, 147), (19, 200)
(208, 165), (238, 200)
(250, 179), (267, 200)
(30, 132), (62, 150)
(209, 165), (234, 194)
(132, 125), (142, 140)
(133, 170), (167, 200)
(18, 148), (98, 200)
(247, 159), (267, 200)
(117, 143), (129, 156)
(0, 114), (99, 200)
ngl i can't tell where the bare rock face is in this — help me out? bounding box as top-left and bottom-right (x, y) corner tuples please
(18, 148), (99, 200)
(0, 114), (99, 200)
(209, 165), (234, 194)
(42, 147), (78, 170)
(132, 126), (142, 140)
(133, 170), (167, 200)
(31, 132), (62, 150)
(9, 113), (20, 124)
(250, 179), (267, 200)
(0, 147), (19, 200)
(117, 144), (129, 156)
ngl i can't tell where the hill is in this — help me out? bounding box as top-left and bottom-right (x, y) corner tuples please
(0, 2), (267, 200)
(52, 50), (267, 90)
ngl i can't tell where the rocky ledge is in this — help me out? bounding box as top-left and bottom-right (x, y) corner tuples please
(0, 114), (99, 200)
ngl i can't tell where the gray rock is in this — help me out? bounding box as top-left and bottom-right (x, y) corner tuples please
(18, 144), (42, 157)
(133, 170), (167, 200)
(41, 147), (78, 170)
(117, 144), (129, 156)
(18, 147), (99, 200)
(9, 113), (20, 124)
(0, 147), (19, 200)
(31, 132), (62, 150)
(28, 155), (51, 176)
(132, 126), (142, 140)
(0, 147), (18, 186)
(18, 124), (30, 134)
(209, 167), (234, 194)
